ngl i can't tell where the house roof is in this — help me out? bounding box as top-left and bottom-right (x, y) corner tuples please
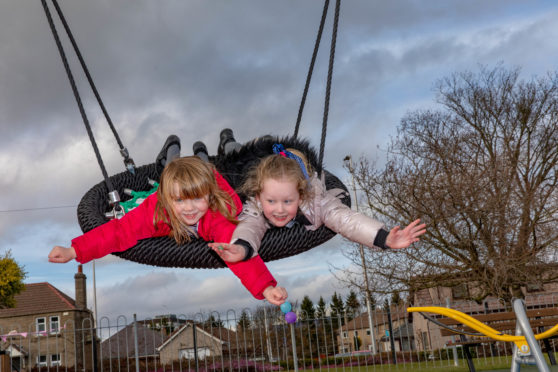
(0, 282), (77, 318)
(101, 322), (165, 358)
(5, 344), (27, 357)
(157, 323), (239, 352)
(339, 308), (409, 332)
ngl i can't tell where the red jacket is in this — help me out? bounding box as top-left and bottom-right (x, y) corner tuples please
(71, 170), (276, 299)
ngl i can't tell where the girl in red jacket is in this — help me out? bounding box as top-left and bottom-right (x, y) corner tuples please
(48, 156), (288, 305)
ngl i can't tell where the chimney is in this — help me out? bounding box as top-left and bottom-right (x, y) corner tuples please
(74, 265), (87, 310)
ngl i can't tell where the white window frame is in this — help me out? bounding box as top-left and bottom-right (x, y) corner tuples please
(179, 347), (210, 360)
(36, 317), (46, 333)
(50, 354), (61, 366)
(343, 331), (348, 338)
(37, 355), (47, 367)
(49, 315), (60, 334)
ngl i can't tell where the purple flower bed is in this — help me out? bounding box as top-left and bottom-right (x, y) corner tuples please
(207, 359), (283, 371)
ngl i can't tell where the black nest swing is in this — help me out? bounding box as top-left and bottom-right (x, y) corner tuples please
(77, 136), (350, 268)
(43, 0), (347, 268)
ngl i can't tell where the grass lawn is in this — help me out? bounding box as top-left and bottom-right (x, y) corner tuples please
(293, 355), (558, 372)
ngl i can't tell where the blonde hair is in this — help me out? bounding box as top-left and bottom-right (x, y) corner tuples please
(155, 156), (238, 244)
(241, 148), (313, 202)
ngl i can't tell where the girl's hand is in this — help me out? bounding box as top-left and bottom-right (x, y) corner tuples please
(262, 286), (288, 306)
(385, 219), (426, 250)
(48, 246), (77, 263)
(208, 243), (246, 263)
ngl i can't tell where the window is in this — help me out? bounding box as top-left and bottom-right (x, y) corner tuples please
(179, 347), (210, 360)
(343, 331), (348, 338)
(366, 329), (371, 335)
(37, 355), (47, 367)
(452, 283), (469, 300)
(526, 282), (543, 293)
(421, 332), (429, 349)
(36, 317), (46, 333)
(50, 316), (60, 334)
(51, 354), (61, 366)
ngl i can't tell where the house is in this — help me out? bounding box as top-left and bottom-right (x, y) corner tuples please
(336, 307), (413, 354)
(411, 281), (558, 351)
(0, 265), (97, 371)
(148, 314), (188, 335)
(100, 321), (165, 360)
(157, 322), (239, 365)
(378, 323), (415, 352)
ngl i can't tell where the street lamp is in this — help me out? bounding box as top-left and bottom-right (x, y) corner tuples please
(343, 155), (377, 354)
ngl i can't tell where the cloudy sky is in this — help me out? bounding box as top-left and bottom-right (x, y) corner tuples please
(2, 0), (558, 323)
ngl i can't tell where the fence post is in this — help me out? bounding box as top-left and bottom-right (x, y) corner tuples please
(133, 314), (140, 372)
(290, 323), (298, 372)
(446, 298), (459, 366)
(263, 306), (273, 362)
(193, 322), (199, 372)
(386, 305), (397, 365)
(366, 301), (377, 354)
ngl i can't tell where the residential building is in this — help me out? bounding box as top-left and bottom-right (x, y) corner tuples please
(336, 307), (414, 354)
(0, 265), (97, 370)
(101, 321), (165, 360)
(157, 322), (239, 365)
(148, 314), (188, 335)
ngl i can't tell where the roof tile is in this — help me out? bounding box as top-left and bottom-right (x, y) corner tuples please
(0, 283), (76, 318)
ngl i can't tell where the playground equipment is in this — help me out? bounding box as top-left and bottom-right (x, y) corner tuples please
(408, 299), (558, 372)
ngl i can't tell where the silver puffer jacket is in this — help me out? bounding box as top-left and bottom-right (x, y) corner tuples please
(232, 174), (385, 254)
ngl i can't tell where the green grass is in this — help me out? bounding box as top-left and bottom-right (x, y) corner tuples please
(292, 355), (558, 372)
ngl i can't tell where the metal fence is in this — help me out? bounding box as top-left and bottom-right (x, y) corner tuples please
(1, 297), (558, 372)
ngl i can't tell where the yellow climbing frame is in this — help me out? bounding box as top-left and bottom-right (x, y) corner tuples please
(407, 306), (558, 343)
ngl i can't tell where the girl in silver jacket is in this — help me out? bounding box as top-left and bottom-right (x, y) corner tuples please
(209, 143), (426, 263)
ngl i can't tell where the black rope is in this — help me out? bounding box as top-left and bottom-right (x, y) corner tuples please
(318, 0), (340, 170)
(41, 0), (115, 192)
(293, 0), (330, 139)
(418, 312), (487, 337)
(49, 0), (135, 173)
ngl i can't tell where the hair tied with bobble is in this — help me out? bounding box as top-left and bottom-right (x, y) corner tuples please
(272, 144), (310, 180)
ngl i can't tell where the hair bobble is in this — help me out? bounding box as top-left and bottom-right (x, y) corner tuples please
(272, 144), (310, 180)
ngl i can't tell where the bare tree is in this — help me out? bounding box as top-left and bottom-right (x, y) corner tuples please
(347, 65), (558, 305)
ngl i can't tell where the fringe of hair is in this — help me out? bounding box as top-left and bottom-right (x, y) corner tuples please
(154, 157), (238, 244)
(240, 150), (313, 203)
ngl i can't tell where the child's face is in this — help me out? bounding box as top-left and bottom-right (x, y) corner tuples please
(170, 182), (209, 226)
(257, 177), (301, 227)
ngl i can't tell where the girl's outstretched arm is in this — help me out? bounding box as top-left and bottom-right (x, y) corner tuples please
(208, 242), (246, 263)
(48, 246), (77, 263)
(262, 285), (288, 306)
(385, 219), (426, 249)
(225, 255), (277, 300)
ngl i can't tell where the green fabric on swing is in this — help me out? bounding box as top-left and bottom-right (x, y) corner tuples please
(120, 182), (159, 213)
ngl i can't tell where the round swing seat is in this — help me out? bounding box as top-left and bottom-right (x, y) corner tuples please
(77, 136), (351, 269)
